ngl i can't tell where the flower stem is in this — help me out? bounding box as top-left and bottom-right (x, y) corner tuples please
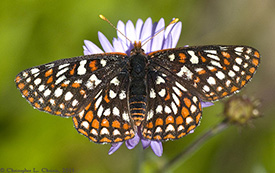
(136, 143), (144, 173)
(160, 119), (229, 172)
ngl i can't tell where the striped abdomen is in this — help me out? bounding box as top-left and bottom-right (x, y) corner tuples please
(129, 53), (148, 126)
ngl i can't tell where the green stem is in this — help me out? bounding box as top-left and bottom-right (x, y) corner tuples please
(136, 143), (144, 173)
(160, 119), (229, 172)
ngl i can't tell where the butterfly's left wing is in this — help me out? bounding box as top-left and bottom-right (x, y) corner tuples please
(148, 45), (260, 101)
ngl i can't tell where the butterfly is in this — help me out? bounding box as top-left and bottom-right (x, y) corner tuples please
(15, 17), (260, 144)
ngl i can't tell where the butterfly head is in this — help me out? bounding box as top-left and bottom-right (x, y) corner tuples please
(130, 41), (145, 56)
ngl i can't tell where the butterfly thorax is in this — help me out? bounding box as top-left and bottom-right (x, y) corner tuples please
(129, 45), (148, 127)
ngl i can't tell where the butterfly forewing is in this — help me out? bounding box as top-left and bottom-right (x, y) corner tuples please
(72, 70), (136, 143)
(143, 70), (202, 141)
(15, 53), (128, 117)
(149, 45), (260, 101)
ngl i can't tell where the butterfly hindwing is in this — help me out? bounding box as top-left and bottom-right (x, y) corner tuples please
(15, 53), (128, 117)
(142, 69), (202, 141)
(72, 70), (136, 143)
(148, 45), (260, 101)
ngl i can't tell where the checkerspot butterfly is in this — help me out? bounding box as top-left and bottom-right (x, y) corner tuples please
(15, 17), (260, 144)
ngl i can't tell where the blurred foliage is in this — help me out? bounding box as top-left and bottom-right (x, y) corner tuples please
(0, 0), (274, 172)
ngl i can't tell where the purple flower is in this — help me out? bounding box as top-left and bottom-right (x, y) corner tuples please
(83, 17), (213, 157)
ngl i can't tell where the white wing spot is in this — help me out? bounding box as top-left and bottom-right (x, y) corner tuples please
(31, 68), (39, 74)
(95, 96), (102, 109)
(155, 127), (163, 133)
(156, 76), (165, 84)
(43, 89), (51, 97)
(49, 99), (55, 105)
(100, 59), (107, 67)
(158, 88), (166, 97)
(119, 90), (126, 100)
(235, 57), (243, 65)
(165, 106), (172, 114)
(172, 93), (180, 106)
(38, 85), (45, 92)
(113, 129), (121, 136)
(91, 129), (98, 136)
(64, 92), (73, 101)
(204, 50), (217, 54)
(72, 99), (78, 107)
(177, 66), (193, 79)
(97, 105), (104, 118)
(190, 105), (197, 113)
(168, 54), (175, 61)
(122, 112), (130, 122)
(103, 108), (111, 116)
(207, 54), (220, 61)
(186, 117), (194, 125)
(23, 72), (28, 78)
(228, 70), (236, 77)
(86, 74), (102, 89)
(81, 121), (89, 129)
(100, 128), (109, 135)
(110, 77), (120, 86)
(235, 47), (244, 52)
(26, 77), (31, 83)
(210, 60), (222, 68)
(171, 102), (178, 114)
(233, 65), (240, 72)
(203, 85), (210, 92)
(147, 110), (154, 121)
(156, 105), (163, 113)
(58, 63), (70, 69)
(77, 60), (87, 75)
(165, 124), (175, 132)
(55, 75), (66, 85)
(54, 87), (63, 97)
(113, 107), (120, 116)
(226, 80), (231, 87)
(207, 76), (216, 85)
(34, 78), (42, 85)
(109, 90), (117, 99)
(188, 50), (199, 64)
(56, 67), (69, 77)
(177, 125), (185, 131)
(216, 71), (225, 80)
(175, 82), (187, 91)
(150, 88), (156, 98)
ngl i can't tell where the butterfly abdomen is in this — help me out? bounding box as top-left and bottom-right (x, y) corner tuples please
(129, 53), (148, 126)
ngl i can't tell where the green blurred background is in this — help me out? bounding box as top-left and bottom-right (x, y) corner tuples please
(0, 0), (274, 172)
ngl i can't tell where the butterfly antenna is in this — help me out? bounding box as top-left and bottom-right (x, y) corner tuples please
(141, 18), (179, 47)
(99, 15), (133, 45)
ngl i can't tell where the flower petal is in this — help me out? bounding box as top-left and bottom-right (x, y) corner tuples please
(135, 19), (143, 41)
(141, 138), (151, 149)
(98, 31), (114, 52)
(126, 20), (136, 45)
(171, 21), (182, 48)
(108, 142), (123, 155)
(201, 101), (214, 108)
(117, 20), (128, 51)
(112, 38), (125, 52)
(140, 17), (152, 53)
(83, 40), (103, 55)
(125, 134), (140, 149)
(150, 18), (165, 52)
(150, 141), (163, 157)
(162, 32), (173, 49)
